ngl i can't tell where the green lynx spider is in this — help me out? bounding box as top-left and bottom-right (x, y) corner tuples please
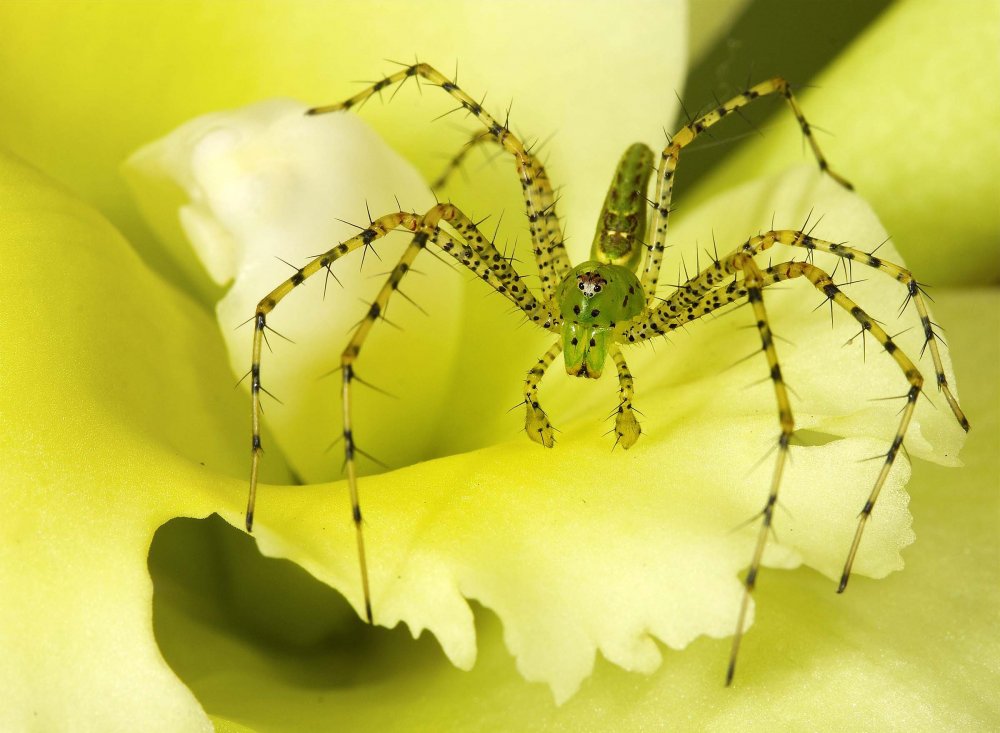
(243, 63), (969, 685)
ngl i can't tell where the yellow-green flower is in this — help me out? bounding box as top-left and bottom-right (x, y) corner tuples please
(1, 2), (997, 731)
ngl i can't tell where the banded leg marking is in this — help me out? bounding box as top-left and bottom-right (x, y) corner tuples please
(609, 344), (641, 449)
(247, 209), (430, 534)
(640, 255), (946, 600)
(524, 342), (563, 448)
(631, 225), (968, 432)
(437, 208), (558, 328)
(788, 264), (925, 592)
(640, 78), (853, 303)
(711, 259), (929, 597)
(622, 234), (965, 682)
(724, 255), (794, 686)
(430, 130), (496, 191)
(308, 62), (572, 304)
(340, 225), (440, 622)
(765, 230), (968, 431)
(246, 198), (560, 622)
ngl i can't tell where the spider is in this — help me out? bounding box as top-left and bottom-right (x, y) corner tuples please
(242, 63), (969, 685)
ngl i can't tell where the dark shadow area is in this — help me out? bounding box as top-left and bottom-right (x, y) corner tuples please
(675, 1), (893, 197)
(148, 515), (446, 693)
(792, 429), (842, 447)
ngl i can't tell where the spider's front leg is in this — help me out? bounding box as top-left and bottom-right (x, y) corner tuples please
(621, 253), (795, 685)
(247, 207), (441, 621)
(309, 62), (573, 304)
(524, 343), (562, 448)
(247, 200), (555, 623)
(609, 344), (642, 449)
(246, 209), (425, 535)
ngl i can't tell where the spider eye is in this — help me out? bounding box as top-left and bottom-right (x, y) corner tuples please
(594, 285), (602, 293)
(578, 282), (585, 290)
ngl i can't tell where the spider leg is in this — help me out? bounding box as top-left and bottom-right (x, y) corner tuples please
(309, 62), (572, 305)
(430, 129), (496, 191)
(705, 259), (928, 599)
(247, 209), (424, 538)
(623, 231), (965, 683)
(631, 226), (968, 430)
(609, 344), (641, 449)
(662, 227), (966, 428)
(524, 342), (563, 448)
(641, 78), (852, 303)
(758, 229), (968, 431)
(338, 230), (434, 623)
(712, 256), (929, 685)
(773, 262), (924, 593)
(247, 202), (553, 623)
(722, 255), (794, 687)
(436, 208), (558, 328)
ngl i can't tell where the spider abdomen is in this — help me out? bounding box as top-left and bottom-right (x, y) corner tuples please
(591, 142), (654, 271)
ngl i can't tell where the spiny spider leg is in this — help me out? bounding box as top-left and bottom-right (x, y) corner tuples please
(716, 257), (934, 683)
(609, 344), (641, 449)
(722, 254), (793, 687)
(440, 208), (559, 327)
(338, 226), (437, 622)
(524, 342), (563, 448)
(247, 202), (554, 622)
(430, 130), (496, 191)
(637, 230), (968, 570)
(760, 230), (968, 433)
(248, 209), (418, 537)
(308, 62), (573, 304)
(626, 238), (965, 682)
(634, 227), (968, 433)
(641, 78), (853, 302)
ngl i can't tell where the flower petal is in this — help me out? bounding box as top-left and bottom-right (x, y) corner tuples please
(0, 149), (273, 730)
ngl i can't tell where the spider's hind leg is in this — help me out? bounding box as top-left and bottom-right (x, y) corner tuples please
(430, 130), (496, 192)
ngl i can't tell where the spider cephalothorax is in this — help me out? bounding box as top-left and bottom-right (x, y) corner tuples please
(242, 63), (968, 685)
(557, 260), (643, 379)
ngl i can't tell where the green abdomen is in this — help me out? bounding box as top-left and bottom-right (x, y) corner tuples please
(590, 142), (654, 272)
